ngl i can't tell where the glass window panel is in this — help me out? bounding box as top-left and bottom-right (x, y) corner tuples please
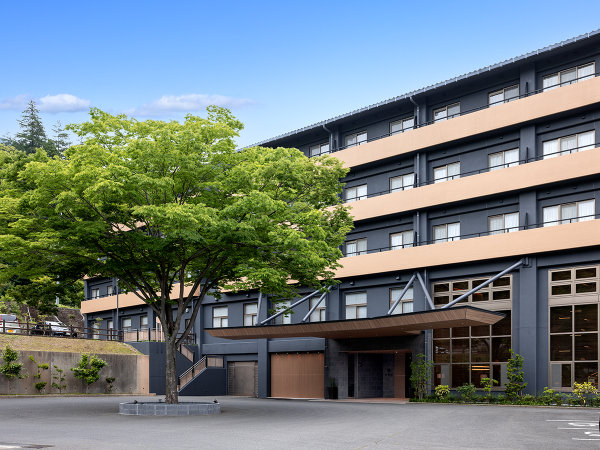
(489, 215), (503, 234)
(345, 135), (356, 147)
(212, 318), (220, 327)
(471, 325), (490, 336)
(434, 340), (450, 363)
(434, 283), (450, 293)
(504, 213), (519, 232)
(447, 103), (460, 117)
(472, 279), (487, 287)
(576, 282), (597, 294)
(345, 306), (356, 319)
(357, 239), (367, 254)
(447, 223), (460, 240)
(447, 162), (460, 179)
(578, 200), (595, 221)
(543, 139), (559, 158)
(543, 206), (559, 226)
(576, 268), (597, 279)
(492, 311), (511, 336)
(493, 364), (502, 386)
(320, 143), (329, 154)
(433, 166), (447, 183)
(355, 185), (367, 200)
(489, 152), (503, 170)
(390, 176), (403, 192)
(404, 117), (415, 129)
(575, 304), (597, 331)
(452, 327), (469, 338)
(550, 334), (572, 361)
(543, 74), (559, 91)
(245, 303), (258, 315)
(451, 364), (470, 388)
(433, 225), (447, 242)
(562, 363), (572, 388)
(489, 91), (503, 106)
(244, 315), (254, 326)
(434, 364), (450, 386)
(434, 328), (450, 339)
(472, 292), (489, 302)
(561, 203), (577, 223)
(575, 333), (598, 360)
(390, 233), (403, 249)
(560, 68), (577, 85)
(550, 306), (573, 333)
(434, 108), (447, 122)
(560, 135), (577, 154)
(453, 294), (467, 304)
(453, 281), (469, 291)
(390, 121), (403, 135)
(402, 301), (413, 313)
(345, 292), (367, 305)
(471, 365), (491, 388)
(577, 63), (595, 80)
(492, 290), (511, 300)
(493, 277), (511, 287)
(403, 173), (415, 189)
(346, 241), (357, 255)
(551, 284), (572, 295)
(434, 295), (449, 305)
(403, 231), (414, 247)
(452, 339), (470, 362)
(504, 149), (519, 166)
(574, 362), (598, 385)
(577, 131), (595, 151)
(505, 85), (519, 100)
(552, 270), (572, 281)
(357, 305), (367, 318)
(491, 337), (511, 362)
(309, 145), (320, 157)
(471, 338), (491, 362)
(357, 132), (367, 144)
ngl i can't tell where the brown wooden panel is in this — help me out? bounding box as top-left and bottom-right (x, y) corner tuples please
(270, 353), (324, 398)
(228, 361), (257, 397)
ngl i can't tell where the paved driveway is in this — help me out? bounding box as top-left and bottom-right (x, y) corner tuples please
(0, 396), (599, 449)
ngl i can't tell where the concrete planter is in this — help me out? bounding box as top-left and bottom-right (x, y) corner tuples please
(119, 401), (221, 416)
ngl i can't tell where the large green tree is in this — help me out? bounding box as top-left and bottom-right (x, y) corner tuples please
(0, 107), (353, 403)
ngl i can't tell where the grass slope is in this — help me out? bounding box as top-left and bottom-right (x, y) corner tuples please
(0, 335), (141, 355)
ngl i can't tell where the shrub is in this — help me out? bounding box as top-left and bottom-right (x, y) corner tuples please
(520, 394), (536, 405)
(505, 350), (527, 401)
(435, 385), (450, 400)
(51, 365), (67, 394)
(105, 377), (116, 393)
(28, 355), (49, 394)
(539, 387), (556, 405)
(71, 354), (107, 388)
(0, 345), (26, 381)
(409, 353), (433, 400)
(573, 381), (597, 406)
(457, 383), (476, 402)
(481, 377), (499, 402)
(589, 395), (600, 408)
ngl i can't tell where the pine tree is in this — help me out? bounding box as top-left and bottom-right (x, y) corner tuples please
(52, 121), (71, 157)
(14, 101), (48, 154)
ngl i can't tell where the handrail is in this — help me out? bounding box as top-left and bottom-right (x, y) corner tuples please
(178, 355), (224, 391)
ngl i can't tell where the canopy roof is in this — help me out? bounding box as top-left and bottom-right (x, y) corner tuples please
(206, 306), (504, 340)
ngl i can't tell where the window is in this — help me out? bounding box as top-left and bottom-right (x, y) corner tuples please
(390, 173), (415, 192)
(107, 285), (114, 296)
(107, 320), (114, 340)
(549, 266), (599, 298)
(344, 131), (367, 148)
(309, 297), (326, 322)
(91, 288), (100, 299)
(543, 62), (595, 91)
(433, 162), (460, 183)
(543, 200), (595, 227)
(390, 117), (415, 135)
(488, 85), (519, 106)
(274, 301), (291, 325)
(244, 303), (258, 326)
(107, 320), (113, 330)
(309, 142), (330, 157)
(433, 275), (512, 307)
(346, 238), (367, 257)
(140, 315), (148, 329)
(433, 103), (460, 122)
(433, 222), (460, 243)
(92, 322), (100, 339)
(122, 317), (132, 330)
(488, 212), (519, 235)
(390, 230), (414, 250)
(489, 148), (519, 171)
(345, 184), (367, 202)
(389, 287), (414, 315)
(345, 292), (367, 319)
(212, 306), (228, 328)
(542, 131), (595, 159)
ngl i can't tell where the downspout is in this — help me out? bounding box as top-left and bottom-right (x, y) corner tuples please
(409, 96), (420, 127)
(322, 124), (335, 152)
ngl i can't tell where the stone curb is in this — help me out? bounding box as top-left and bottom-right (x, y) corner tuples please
(119, 401), (221, 416)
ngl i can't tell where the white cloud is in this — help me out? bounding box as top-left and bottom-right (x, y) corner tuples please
(0, 94), (29, 110)
(38, 94), (90, 113)
(130, 94), (254, 116)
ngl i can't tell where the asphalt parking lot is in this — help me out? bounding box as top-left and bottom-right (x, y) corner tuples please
(1, 396), (600, 449)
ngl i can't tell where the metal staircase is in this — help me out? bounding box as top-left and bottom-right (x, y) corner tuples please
(177, 355), (224, 392)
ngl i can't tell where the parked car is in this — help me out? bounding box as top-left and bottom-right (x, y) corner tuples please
(0, 314), (21, 334)
(31, 320), (76, 337)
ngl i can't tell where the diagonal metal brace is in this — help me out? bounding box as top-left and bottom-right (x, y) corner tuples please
(415, 271), (435, 310)
(387, 273), (417, 315)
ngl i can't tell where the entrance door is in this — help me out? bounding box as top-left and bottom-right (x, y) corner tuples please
(270, 352), (324, 398)
(227, 361), (257, 397)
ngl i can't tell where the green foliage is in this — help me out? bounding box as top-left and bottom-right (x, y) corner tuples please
(409, 354), (433, 400)
(539, 387), (556, 405)
(481, 377), (498, 402)
(434, 384), (450, 400)
(0, 345), (26, 380)
(520, 394), (536, 405)
(573, 381), (597, 406)
(457, 383), (476, 402)
(505, 350), (527, 401)
(28, 355), (49, 393)
(589, 395), (600, 408)
(51, 365), (66, 394)
(105, 376), (116, 393)
(71, 354), (107, 386)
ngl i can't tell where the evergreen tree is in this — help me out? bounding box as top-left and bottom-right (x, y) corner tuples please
(14, 101), (48, 154)
(52, 121), (71, 157)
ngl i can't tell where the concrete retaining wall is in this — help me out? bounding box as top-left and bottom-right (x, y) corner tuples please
(0, 350), (149, 395)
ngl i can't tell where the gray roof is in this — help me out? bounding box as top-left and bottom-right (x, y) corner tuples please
(252, 29), (600, 147)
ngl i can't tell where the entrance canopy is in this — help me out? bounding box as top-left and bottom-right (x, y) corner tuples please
(206, 306), (504, 340)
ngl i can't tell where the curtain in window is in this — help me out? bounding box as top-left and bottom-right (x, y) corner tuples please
(504, 149), (519, 166)
(447, 104), (460, 117)
(578, 200), (595, 222)
(505, 213), (519, 232)
(447, 163), (460, 180)
(543, 140), (559, 158)
(505, 85), (519, 100)
(357, 239), (367, 255)
(560, 204), (577, 224)
(346, 292), (367, 305)
(560, 135), (577, 155)
(578, 63), (595, 81)
(561, 68), (577, 85)
(434, 225), (447, 242)
(402, 301), (414, 313)
(390, 233), (403, 249)
(578, 131), (595, 151)
(403, 231), (414, 247)
(447, 223), (460, 241)
(543, 206), (559, 226)
(434, 166), (447, 182)
(403, 173), (415, 189)
(346, 241), (357, 256)
(356, 185), (367, 200)
(489, 152), (503, 170)
(489, 215), (504, 234)
(543, 74), (559, 91)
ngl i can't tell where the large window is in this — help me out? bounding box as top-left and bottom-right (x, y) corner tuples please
(433, 276), (512, 307)
(344, 131), (367, 148)
(212, 306), (228, 328)
(390, 173), (415, 192)
(433, 222), (460, 243)
(390, 117), (415, 135)
(433, 103), (460, 122)
(489, 85), (519, 106)
(345, 292), (367, 319)
(122, 317), (132, 330)
(542, 131), (595, 159)
(140, 315), (148, 329)
(244, 303), (258, 326)
(346, 238), (367, 257)
(390, 231), (414, 250)
(274, 301), (291, 325)
(345, 184), (367, 202)
(543, 199), (595, 226)
(543, 62), (595, 91)
(433, 162), (460, 183)
(309, 297), (326, 322)
(488, 212), (519, 235)
(107, 285), (114, 296)
(91, 288), (100, 299)
(489, 148), (519, 171)
(389, 287), (414, 315)
(309, 142), (330, 157)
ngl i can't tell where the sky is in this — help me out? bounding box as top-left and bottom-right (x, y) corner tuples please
(2, 0), (600, 148)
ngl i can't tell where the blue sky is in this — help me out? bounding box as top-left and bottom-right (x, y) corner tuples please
(2, 0), (600, 147)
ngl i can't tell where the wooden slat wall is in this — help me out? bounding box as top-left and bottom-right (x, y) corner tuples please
(270, 353), (324, 399)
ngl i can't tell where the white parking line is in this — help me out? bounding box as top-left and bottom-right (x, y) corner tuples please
(548, 418), (600, 441)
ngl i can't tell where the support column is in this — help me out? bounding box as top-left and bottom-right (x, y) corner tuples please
(516, 258), (538, 394)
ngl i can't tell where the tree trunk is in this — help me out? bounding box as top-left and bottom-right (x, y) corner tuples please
(165, 335), (179, 404)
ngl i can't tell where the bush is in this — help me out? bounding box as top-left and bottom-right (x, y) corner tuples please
(457, 383), (476, 403)
(105, 377), (116, 393)
(481, 377), (498, 402)
(51, 365), (67, 394)
(573, 382), (597, 406)
(71, 354), (107, 387)
(589, 395), (600, 408)
(505, 350), (527, 401)
(539, 387), (556, 405)
(409, 354), (433, 400)
(435, 385), (450, 400)
(520, 394), (536, 405)
(28, 356), (49, 394)
(0, 345), (26, 381)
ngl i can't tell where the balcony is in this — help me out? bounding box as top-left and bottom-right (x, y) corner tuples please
(347, 148), (600, 221)
(334, 76), (600, 169)
(335, 219), (600, 279)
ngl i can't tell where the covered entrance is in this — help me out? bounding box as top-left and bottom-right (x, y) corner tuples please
(346, 350), (411, 399)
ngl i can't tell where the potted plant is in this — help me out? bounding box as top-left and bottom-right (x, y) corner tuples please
(327, 377), (338, 399)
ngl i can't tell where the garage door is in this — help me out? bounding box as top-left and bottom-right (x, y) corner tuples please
(227, 361), (258, 397)
(270, 352), (324, 398)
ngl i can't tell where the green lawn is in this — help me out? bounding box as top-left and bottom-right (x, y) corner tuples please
(0, 334), (141, 355)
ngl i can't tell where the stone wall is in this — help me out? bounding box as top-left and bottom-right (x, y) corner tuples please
(0, 350), (148, 395)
